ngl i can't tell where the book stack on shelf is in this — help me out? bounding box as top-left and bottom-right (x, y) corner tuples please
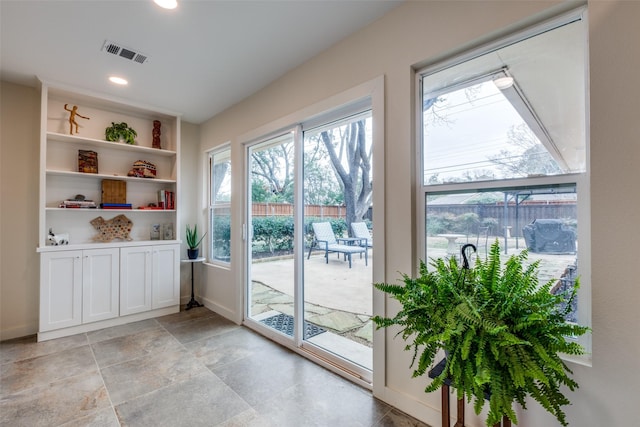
(158, 190), (175, 210)
(59, 199), (97, 209)
(100, 203), (132, 210)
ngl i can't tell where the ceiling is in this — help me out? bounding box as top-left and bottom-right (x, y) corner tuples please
(1, 0), (401, 124)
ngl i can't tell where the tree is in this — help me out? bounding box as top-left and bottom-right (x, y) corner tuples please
(304, 141), (344, 205)
(248, 119), (373, 232)
(319, 119), (372, 234)
(251, 142), (294, 203)
(212, 161), (229, 201)
(489, 124), (562, 177)
(426, 169), (496, 185)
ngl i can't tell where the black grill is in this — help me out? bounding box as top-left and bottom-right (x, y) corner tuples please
(522, 219), (576, 254)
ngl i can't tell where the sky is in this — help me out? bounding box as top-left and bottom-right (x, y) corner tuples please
(423, 80), (531, 183)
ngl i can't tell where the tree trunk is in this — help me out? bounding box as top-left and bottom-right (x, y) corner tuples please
(321, 120), (372, 236)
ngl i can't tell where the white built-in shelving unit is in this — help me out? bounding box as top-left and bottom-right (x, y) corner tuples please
(37, 79), (182, 341)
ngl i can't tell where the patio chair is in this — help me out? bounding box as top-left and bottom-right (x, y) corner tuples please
(351, 222), (373, 249)
(307, 222), (367, 268)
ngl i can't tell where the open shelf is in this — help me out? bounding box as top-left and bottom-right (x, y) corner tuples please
(39, 80), (180, 251)
(46, 169), (176, 184)
(47, 132), (176, 156)
(45, 207), (176, 212)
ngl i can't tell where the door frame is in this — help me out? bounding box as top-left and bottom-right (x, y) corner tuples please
(239, 76), (385, 389)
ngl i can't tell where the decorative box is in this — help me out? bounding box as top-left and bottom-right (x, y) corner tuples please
(101, 179), (127, 204)
(128, 160), (157, 178)
(78, 150), (98, 174)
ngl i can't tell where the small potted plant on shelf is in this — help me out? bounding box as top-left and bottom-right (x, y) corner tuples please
(372, 241), (589, 426)
(105, 122), (137, 145)
(186, 224), (206, 259)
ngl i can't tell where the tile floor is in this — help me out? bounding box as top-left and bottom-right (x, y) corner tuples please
(0, 307), (430, 427)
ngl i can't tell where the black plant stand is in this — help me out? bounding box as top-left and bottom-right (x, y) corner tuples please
(181, 257), (205, 310)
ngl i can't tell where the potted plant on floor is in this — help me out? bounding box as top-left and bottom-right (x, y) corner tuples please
(186, 224), (206, 259)
(372, 241), (589, 426)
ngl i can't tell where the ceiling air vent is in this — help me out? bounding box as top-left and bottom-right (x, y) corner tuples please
(102, 40), (149, 64)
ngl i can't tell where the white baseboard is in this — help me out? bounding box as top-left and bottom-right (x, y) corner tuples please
(199, 295), (241, 324)
(36, 306), (179, 342)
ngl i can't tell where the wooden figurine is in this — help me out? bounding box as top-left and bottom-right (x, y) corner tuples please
(64, 104), (90, 135)
(152, 120), (161, 149)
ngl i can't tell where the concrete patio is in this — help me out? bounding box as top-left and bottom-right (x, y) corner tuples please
(250, 251), (374, 348)
(248, 237), (577, 365)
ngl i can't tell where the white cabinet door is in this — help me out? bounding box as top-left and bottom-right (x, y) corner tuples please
(40, 251), (83, 332)
(152, 244), (180, 309)
(120, 246), (153, 316)
(82, 248), (119, 323)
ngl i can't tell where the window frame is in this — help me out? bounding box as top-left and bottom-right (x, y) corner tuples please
(208, 144), (232, 265)
(415, 8), (591, 358)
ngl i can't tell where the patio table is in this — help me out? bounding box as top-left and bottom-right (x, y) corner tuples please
(337, 237), (368, 247)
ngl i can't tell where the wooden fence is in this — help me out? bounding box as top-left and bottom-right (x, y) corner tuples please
(252, 203), (346, 218)
(244, 202), (573, 237)
(427, 202), (577, 238)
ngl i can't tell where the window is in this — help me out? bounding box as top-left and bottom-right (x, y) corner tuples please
(209, 146), (231, 263)
(418, 10), (590, 343)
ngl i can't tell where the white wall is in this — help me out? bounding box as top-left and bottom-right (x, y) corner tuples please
(0, 82), (40, 340)
(178, 121), (201, 301)
(197, 1), (640, 426)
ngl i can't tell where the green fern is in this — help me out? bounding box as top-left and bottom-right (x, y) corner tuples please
(373, 240), (590, 426)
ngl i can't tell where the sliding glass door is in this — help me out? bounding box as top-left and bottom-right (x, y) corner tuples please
(302, 113), (373, 379)
(245, 110), (373, 383)
(246, 131), (298, 342)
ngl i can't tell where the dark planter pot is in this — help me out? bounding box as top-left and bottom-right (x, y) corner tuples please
(187, 248), (199, 260)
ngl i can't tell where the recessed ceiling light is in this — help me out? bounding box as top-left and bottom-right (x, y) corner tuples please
(109, 76), (128, 85)
(154, 0), (177, 9)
